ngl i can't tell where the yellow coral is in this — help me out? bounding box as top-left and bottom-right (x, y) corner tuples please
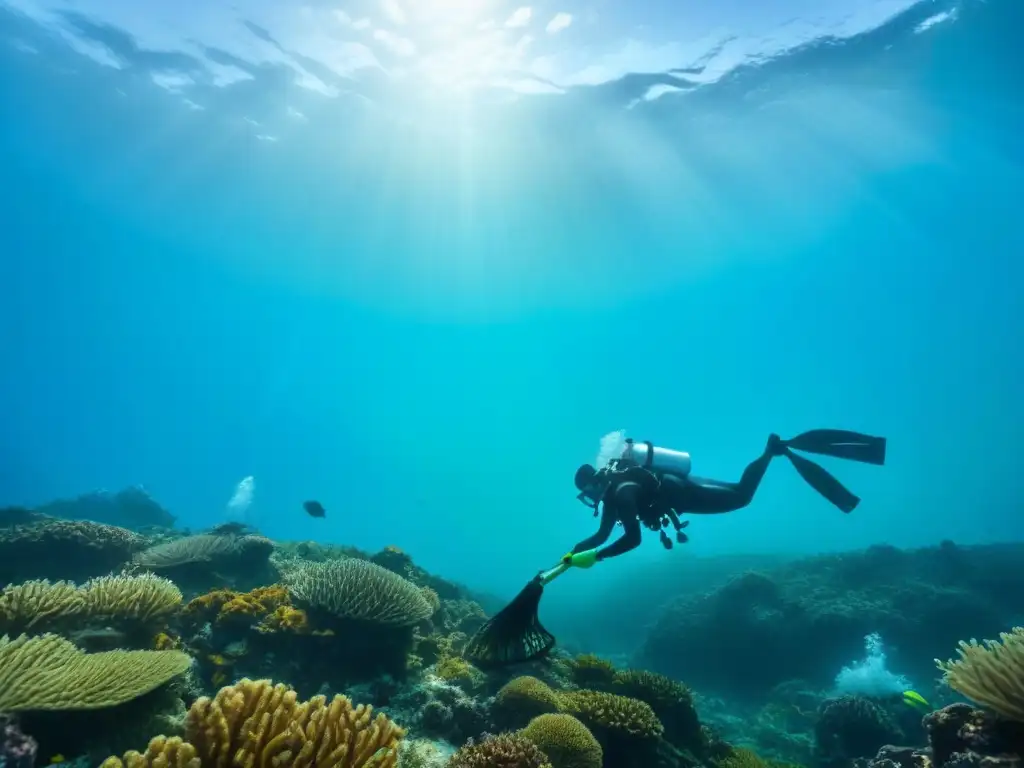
(100, 736), (200, 768)
(565, 654), (617, 688)
(82, 573), (183, 623)
(519, 714), (603, 768)
(716, 747), (770, 768)
(493, 676), (562, 729)
(434, 656), (481, 687)
(559, 690), (664, 739)
(183, 589), (238, 618)
(612, 669), (693, 711)
(937, 627), (1024, 720)
(0, 580), (85, 631)
(153, 632), (181, 651)
(0, 575), (181, 633)
(0, 633), (192, 711)
(257, 606), (310, 634)
(186, 678), (405, 768)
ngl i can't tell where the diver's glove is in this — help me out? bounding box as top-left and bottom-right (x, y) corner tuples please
(562, 549), (599, 569)
(767, 433), (788, 457)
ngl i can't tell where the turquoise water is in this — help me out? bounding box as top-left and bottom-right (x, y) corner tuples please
(1, 0), (1021, 604)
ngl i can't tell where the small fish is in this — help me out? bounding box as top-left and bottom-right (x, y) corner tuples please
(902, 690), (930, 711)
(303, 500), (326, 518)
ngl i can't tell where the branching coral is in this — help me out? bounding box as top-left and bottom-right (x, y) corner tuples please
(185, 678), (405, 768)
(565, 654), (617, 689)
(286, 559), (433, 627)
(936, 627), (1024, 721)
(611, 670), (692, 712)
(0, 580), (86, 631)
(81, 574), (183, 623)
(447, 733), (552, 768)
(0, 575), (182, 634)
(715, 746), (771, 768)
(519, 714), (603, 768)
(100, 736), (200, 768)
(559, 690), (665, 739)
(0, 633), (192, 711)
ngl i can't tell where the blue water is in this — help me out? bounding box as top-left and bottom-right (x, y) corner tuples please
(1, 0), (1022, 609)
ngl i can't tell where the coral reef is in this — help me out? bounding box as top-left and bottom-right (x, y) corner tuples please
(520, 714), (603, 768)
(133, 534), (275, 592)
(33, 487), (176, 532)
(0, 714), (37, 768)
(0, 519), (145, 583)
(935, 627), (1024, 720)
(446, 732), (552, 768)
(0, 574), (182, 639)
(185, 678), (404, 768)
(0, 633), (192, 710)
(637, 542), (1024, 701)
(10, 485), (1024, 768)
(814, 695), (903, 767)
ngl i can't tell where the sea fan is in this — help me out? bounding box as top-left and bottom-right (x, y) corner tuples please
(595, 430), (627, 470)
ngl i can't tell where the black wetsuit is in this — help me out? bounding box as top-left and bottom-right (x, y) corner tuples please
(572, 434), (786, 561)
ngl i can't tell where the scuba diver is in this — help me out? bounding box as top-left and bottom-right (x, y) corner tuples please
(563, 429), (887, 569)
(463, 427), (886, 669)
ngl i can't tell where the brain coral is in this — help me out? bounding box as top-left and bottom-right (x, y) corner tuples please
(0, 633), (192, 711)
(493, 676), (563, 729)
(286, 559), (434, 626)
(520, 714), (603, 768)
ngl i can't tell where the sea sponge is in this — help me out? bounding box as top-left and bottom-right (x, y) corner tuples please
(936, 627), (1024, 720)
(185, 677), (405, 768)
(286, 559), (433, 626)
(447, 732), (552, 768)
(0, 633), (192, 711)
(559, 690), (664, 739)
(493, 677), (562, 729)
(100, 736), (200, 768)
(519, 714), (603, 768)
(81, 573), (183, 623)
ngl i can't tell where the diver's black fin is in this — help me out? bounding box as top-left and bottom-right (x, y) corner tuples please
(785, 429), (887, 466)
(784, 450), (860, 513)
(463, 577), (555, 669)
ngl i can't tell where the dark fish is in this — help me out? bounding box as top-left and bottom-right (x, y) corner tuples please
(303, 500), (326, 518)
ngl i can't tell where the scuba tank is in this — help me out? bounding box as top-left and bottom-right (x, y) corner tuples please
(620, 438), (692, 477)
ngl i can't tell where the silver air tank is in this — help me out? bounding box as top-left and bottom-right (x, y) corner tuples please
(622, 439), (692, 476)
